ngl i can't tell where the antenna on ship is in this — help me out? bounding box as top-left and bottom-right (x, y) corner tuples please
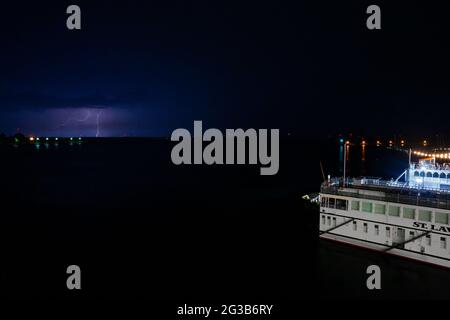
(343, 141), (347, 187)
(320, 160), (326, 182)
(408, 148), (411, 166)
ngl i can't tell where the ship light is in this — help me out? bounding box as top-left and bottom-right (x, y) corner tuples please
(29, 137), (35, 142)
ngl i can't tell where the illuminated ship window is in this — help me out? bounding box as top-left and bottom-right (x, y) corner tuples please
(374, 204), (386, 215)
(388, 205), (400, 217)
(435, 212), (449, 225)
(362, 202), (373, 213)
(418, 210), (432, 222)
(403, 207), (416, 220)
(420, 172), (425, 177)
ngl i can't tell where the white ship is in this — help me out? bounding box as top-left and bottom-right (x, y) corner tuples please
(320, 156), (450, 268)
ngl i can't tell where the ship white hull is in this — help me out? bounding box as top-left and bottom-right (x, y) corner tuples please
(319, 190), (450, 269)
(320, 232), (450, 269)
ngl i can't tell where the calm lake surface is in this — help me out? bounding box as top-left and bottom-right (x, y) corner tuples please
(1, 138), (449, 299)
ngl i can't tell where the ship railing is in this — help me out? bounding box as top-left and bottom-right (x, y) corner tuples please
(321, 177), (450, 210)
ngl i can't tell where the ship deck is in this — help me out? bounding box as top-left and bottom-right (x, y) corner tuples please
(321, 178), (450, 210)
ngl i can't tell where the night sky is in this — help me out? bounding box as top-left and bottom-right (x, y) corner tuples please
(0, 1), (449, 138)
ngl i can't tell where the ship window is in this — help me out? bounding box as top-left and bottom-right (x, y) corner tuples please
(447, 173), (450, 179)
(414, 171), (419, 177)
(362, 202), (373, 213)
(418, 210), (432, 222)
(403, 207), (416, 220)
(433, 172), (439, 178)
(386, 227), (391, 238)
(440, 173), (446, 179)
(426, 172), (432, 178)
(420, 171), (425, 177)
(328, 198), (335, 209)
(321, 215), (325, 225)
(335, 199), (348, 210)
(388, 205), (400, 217)
(374, 204), (386, 215)
(440, 237), (447, 249)
(321, 197), (327, 207)
(332, 217), (337, 227)
(426, 235), (431, 246)
(353, 221), (357, 231)
(351, 201), (360, 211)
(374, 225), (379, 235)
(435, 212), (449, 225)
(409, 231), (415, 238)
(363, 223), (368, 233)
(327, 217), (331, 226)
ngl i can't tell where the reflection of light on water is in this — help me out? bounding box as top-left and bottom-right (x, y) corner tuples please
(361, 144), (366, 161)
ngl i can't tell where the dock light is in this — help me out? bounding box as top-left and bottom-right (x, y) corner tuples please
(29, 137), (35, 142)
(45, 137), (49, 141)
(362, 140), (366, 145)
(70, 137), (73, 141)
(36, 137), (40, 141)
(339, 138), (344, 144)
(345, 140), (350, 145)
(55, 137), (58, 141)
(78, 137), (82, 140)
(423, 140), (428, 146)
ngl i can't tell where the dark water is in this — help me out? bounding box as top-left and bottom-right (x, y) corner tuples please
(1, 138), (449, 300)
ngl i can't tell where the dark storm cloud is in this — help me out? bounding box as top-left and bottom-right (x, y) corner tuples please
(0, 90), (155, 111)
(1, 1), (450, 137)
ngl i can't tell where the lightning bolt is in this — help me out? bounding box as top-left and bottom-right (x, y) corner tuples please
(96, 110), (103, 137)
